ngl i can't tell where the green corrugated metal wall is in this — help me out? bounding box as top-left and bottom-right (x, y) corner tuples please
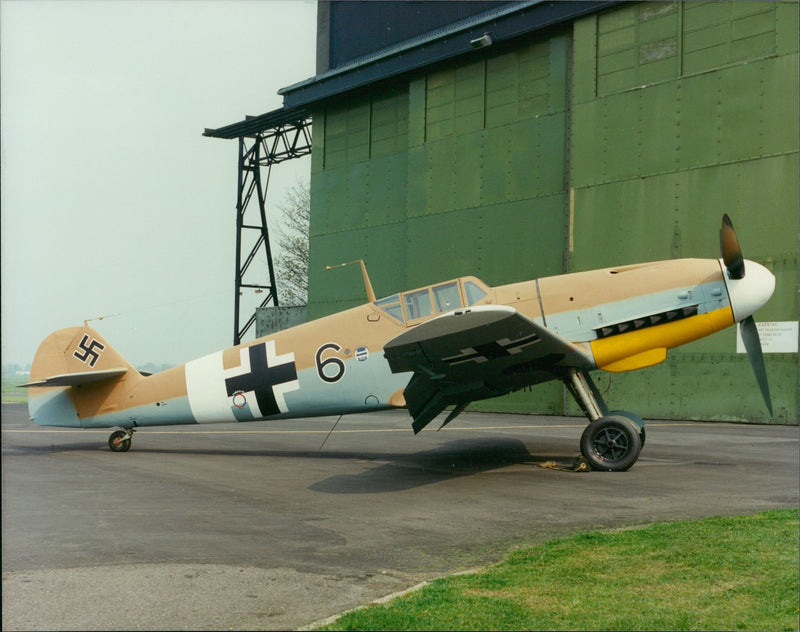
(307, 1), (799, 423)
(569, 0), (798, 423)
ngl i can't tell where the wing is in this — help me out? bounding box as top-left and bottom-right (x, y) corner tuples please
(384, 306), (594, 433)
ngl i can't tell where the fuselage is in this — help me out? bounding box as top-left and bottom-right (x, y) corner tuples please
(29, 255), (770, 430)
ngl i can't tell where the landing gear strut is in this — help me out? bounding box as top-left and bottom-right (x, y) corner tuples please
(108, 428), (135, 452)
(564, 370), (645, 472)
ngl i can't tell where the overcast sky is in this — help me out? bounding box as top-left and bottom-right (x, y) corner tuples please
(1, 0), (317, 368)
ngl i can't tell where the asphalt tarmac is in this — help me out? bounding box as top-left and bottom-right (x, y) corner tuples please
(2, 402), (797, 630)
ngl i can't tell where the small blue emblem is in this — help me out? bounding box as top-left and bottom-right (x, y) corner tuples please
(355, 346), (369, 361)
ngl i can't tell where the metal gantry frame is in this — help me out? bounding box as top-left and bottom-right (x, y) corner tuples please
(215, 115), (312, 345)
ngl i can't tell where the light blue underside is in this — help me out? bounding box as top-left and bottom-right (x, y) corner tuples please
(64, 356), (410, 429)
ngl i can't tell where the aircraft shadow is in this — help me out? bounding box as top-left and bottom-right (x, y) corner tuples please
(2, 442), (110, 455)
(4, 435), (581, 492)
(309, 438), (570, 494)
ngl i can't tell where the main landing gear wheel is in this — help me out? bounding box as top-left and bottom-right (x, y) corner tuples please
(108, 430), (132, 452)
(580, 415), (642, 472)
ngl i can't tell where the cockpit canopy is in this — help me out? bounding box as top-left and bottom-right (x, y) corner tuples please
(374, 277), (489, 325)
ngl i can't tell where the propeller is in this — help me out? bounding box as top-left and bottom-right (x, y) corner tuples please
(720, 213), (745, 279)
(739, 316), (773, 416)
(719, 214), (774, 416)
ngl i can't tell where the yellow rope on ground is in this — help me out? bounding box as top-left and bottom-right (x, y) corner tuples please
(536, 456), (590, 472)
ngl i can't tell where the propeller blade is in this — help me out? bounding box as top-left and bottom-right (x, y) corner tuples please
(720, 213), (745, 279)
(739, 315), (773, 416)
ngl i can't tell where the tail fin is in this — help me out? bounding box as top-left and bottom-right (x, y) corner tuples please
(23, 325), (142, 427)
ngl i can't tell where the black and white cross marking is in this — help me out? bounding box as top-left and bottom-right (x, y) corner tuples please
(443, 333), (540, 366)
(73, 334), (106, 367)
(224, 341), (298, 417)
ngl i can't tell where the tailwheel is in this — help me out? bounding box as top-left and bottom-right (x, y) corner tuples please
(108, 429), (133, 452)
(580, 415), (641, 472)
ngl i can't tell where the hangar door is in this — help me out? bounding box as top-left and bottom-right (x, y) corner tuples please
(308, 31), (573, 415)
(568, 1), (798, 422)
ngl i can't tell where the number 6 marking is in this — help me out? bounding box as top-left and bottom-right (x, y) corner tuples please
(316, 343), (345, 383)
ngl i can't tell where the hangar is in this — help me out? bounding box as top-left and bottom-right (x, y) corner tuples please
(206, 0), (798, 423)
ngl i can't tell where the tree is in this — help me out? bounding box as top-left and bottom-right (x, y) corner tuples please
(274, 180), (310, 306)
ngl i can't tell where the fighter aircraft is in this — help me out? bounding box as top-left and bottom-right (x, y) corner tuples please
(22, 214), (774, 471)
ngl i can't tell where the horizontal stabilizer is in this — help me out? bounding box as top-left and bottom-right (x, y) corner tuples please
(19, 367), (128, 388)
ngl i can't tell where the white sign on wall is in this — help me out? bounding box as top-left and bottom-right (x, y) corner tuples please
(736, 321), (799, 354)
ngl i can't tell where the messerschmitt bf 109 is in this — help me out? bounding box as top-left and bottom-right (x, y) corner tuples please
(22, 215), (774, 471)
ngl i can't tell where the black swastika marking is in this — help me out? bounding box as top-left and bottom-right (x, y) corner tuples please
(73, 335), (106, 367)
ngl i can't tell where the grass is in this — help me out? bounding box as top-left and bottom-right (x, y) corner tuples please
(2, 376), (28, 404)
(321, 509), (799, 631)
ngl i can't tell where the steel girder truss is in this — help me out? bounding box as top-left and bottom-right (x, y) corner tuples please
(234, 119), (312, 345)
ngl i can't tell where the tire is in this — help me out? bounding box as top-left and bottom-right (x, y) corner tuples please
(108, 430), (132, 452)
(580, 415), (641, 472)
